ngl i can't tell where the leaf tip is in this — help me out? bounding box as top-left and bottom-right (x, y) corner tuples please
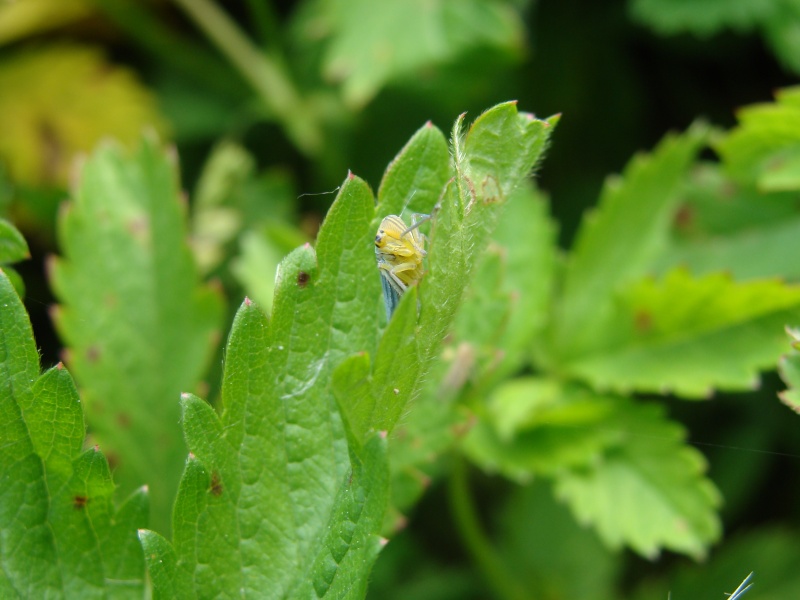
(244, 296), (253, 306)
(347, 170), (356, 180)
(56, 361), (65, 370)
(379, 537), (390, 547)
(379, 430), (388, 439)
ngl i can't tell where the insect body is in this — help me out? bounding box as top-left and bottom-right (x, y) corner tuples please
(375, 214), (427, 319)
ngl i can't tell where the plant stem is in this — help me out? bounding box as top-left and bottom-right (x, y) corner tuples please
(447, 456), (530, 600)
(171, 0), (322, 155)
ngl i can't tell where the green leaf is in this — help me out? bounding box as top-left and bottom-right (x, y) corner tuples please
(453, 183), (557, 390)
(462, 378), (620, 481)
(495, 482), (618, 600)
(548, 124), (708, 363)
(561, 268), (800, 397)
(778, 326), (800, 412)
(0, 269), (148, 598)
(629, 0), (773, 36)
(50, 135), (224, 534)
(299, 0), (525, 107)
(462, 378), (720, 558)
(335, 105), (557, 446)
(653, 163), (800, 280)
(141, 173), (389, 597)
(0, 218), (29, 263)
(551, 392), (721, 559)
(715, 86), (800, 190)
(762, 3), (800, 77)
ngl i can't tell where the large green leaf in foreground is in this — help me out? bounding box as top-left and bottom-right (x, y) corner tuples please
(141, 175), (387, 599)
(140, 103), (557, 598)
(50, 136), (224, 533)
(0, 269), (147, 598)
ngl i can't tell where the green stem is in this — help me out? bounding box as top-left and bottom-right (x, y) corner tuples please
(90, 0), (245, 98)
(448, 456), (529, 600)
(171, 0), (322, 155)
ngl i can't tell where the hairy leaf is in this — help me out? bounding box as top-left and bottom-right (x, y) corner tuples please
(336, 104), (557, 444)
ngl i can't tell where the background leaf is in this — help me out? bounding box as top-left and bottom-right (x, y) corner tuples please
(551, 391), (721, 559)
(547, 125), (708, 364)
(562, 269), (800, 397)
(50, 136), (224, 534)
(0, 45), (167, 187)
(297, 0), (525, 107)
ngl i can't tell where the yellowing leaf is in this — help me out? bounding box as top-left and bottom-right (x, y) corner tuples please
(0, 45), (167, 186)
(0, 0), (91, 44)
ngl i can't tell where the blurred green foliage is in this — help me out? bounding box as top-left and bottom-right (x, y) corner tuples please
(2, 0), (800, 598)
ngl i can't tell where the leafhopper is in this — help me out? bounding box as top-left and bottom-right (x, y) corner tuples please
(374, 213), (429, 319)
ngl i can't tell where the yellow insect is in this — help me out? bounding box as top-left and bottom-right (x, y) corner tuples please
(374, 213), (428, 319)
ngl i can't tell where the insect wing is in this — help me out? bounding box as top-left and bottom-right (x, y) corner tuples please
(379, 269), (402, 320)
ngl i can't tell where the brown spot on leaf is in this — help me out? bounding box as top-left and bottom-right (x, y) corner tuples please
(297, 271), (310, 287)
(209, 471), (223, 496)
(117, 412), (131, 429)
(85, 345), (101, 363)
(673, 204), (694, 231)
(73, 495), (89, 510)
(635, 310), (653, 333)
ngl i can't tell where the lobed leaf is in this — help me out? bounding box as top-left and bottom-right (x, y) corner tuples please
(462, 378), (620, 481)
(561, 268), (800, 397)
(778, 326), (800, 412)
(715, 86), (800, 190)
(548, 124), (708, 363)
(0, 269), (148, 598)
(653, 163), (800, 281)
(336, 104), (557, 447)
(299, 0), (524, 107)
(0, 218), (29, 296)
(629, 0), (773, 36)
(452, 183), (558, 391)
(141, 173), (389, 598)
(0, 218), (29, 263)
(552, 392), (721, 560)
(50, 135), (224, 534)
